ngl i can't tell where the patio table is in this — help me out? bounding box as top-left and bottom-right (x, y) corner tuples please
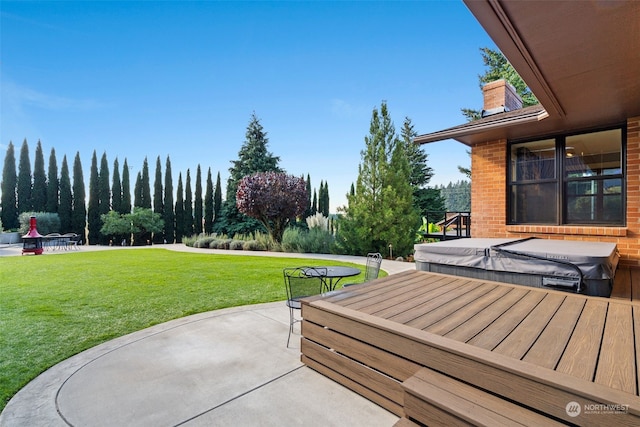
(304, 266), (360, 291)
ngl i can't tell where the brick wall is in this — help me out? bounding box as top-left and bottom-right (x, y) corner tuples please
(470, 116), (640, 266)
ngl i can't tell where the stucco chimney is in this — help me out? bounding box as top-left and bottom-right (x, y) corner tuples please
(482, 79), (522, 116)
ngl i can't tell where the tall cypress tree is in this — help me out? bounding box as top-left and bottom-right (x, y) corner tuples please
(134, 172), (142, 208)
(59, 155), (72, 232)
(174, 172), (185, 242)
(213, 171), (222, 226)
(121, 158), (131, 214)
(98, 152), (111, 244)
(204, 167), (214, 234)
(322, 181), (330, 216)
(46, 148), (59, 213)
(194, 165), (203, 234)
(87, 151), (100, 245)
(152, 156), (164, 243)
(184, 169), (193, 237)
(141, 157), (151, 209)
(163, 156), (175, 243)
(17, 139), (32, 214)
(71, 152), (87, 243)
(111, 158), (122, 214)
(32, 140), (47, 212)
(304, 174), (312, 218)
(1, 142), (18, 229)
(312, 190), (317, 215)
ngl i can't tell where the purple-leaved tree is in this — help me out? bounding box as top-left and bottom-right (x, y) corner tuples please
(236, 171), (307, 242)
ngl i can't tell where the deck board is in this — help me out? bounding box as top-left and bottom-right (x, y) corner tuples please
(556, 298), (607, 381)
(595, 303), (636, 394)
(302, 270), (640, 426)
(522, 297), (585, 369)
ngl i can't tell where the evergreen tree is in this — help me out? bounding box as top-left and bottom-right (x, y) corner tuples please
(46, 148), (59, 213)
(321, 181), (330, 216)
(152, 156), (164, 243)
(32, 140), (47, 212)
(121, 158), (132, 214)
(317, 181), (325, 216)
(87, 151), (101, 245)
(401, 117), (440, 216)
(141, 157), (151, 209)
(59, 156), (72, 232)
(163, 156), (175, 243)
(111, 158), (122, 214)
(336, 101), (419, 257)
(184, 169), (193, 237)
(204, 167), (214, 234)
(213, 171), (222, 226)
(216, 112), (281, 236)
(304, 174), (312, 218)
(194, 165), (203, 234)
(98, 152), (111, 244)
(174, 172), (185, 242)
(134, 172), (142, 208)
(17, 139), (32, 214)
(1, 142), (18, 229)
(71, 152), (87, 243)
(312, 189), (317, 215)
(349, 183), (355, 197)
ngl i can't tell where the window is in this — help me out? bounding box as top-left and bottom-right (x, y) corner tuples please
(508, 127), (624, 225)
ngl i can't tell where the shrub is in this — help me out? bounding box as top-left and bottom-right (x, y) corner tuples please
(243, 240), (266, 251)
(229, 240), (244, 250)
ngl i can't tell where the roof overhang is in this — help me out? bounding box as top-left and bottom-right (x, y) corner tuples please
(416, 0), (640, 146)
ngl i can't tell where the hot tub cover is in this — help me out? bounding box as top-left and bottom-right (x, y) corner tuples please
(414, 238), (618, 283)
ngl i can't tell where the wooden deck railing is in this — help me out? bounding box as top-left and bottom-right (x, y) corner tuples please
(422, 211), (470, 240)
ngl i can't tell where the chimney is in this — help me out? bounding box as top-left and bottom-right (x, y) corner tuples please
(482, 79), (522, 117)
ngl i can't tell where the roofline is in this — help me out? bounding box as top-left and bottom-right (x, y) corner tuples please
(414, 108), (548, 145)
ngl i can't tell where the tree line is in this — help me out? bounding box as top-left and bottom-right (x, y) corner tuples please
(0, 113), (330, 245)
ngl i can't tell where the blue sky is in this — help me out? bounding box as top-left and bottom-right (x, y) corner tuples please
(1, 1), (494, 213)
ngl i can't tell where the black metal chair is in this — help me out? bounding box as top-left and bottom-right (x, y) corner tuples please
(342, 253), (383, 287)
(283, 266), (326, 347)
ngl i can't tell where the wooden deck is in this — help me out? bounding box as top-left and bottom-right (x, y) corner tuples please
(301, 269), (640, 426)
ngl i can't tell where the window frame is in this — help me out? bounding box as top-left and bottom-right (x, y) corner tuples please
(507, 125), (626, 226)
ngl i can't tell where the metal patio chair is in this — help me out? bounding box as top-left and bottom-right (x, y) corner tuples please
(342, 252), (383, 287)
(283, 266), (326, 347)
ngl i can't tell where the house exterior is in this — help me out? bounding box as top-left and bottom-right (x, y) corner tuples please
(416, 1), (640, 266)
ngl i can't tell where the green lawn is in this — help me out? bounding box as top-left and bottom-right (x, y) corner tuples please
(0, 248), (373, 412)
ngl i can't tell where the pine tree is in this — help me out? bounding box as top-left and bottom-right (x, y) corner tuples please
(98, 152), (111, 244)
(121, 158), (132, 214)
(17, 139), (32, 214)
(336, 101), (419, 257)
(32, 140), (47, 212)
(87, 151), (101, 245)
(141, 158), (151, 209)
(71, 152), (87, 243)
(46, 148), (59, 213)
(401, 117), (439, 216)
(163, 156), (175, 243)
(1, 142), (18, 229)
(174, 172), (185, 242)
(217, 112), (281, 236)
(59, 156), (72, 232)
(152, 156), (164, 243)
(194, 165), (203, 234)
(184, 169), (193, 237)
(204, 167), (214, 234)
(111, 158), (122, 214)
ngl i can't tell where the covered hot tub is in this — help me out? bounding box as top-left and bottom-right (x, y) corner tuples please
(414, 237), (618, 297)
